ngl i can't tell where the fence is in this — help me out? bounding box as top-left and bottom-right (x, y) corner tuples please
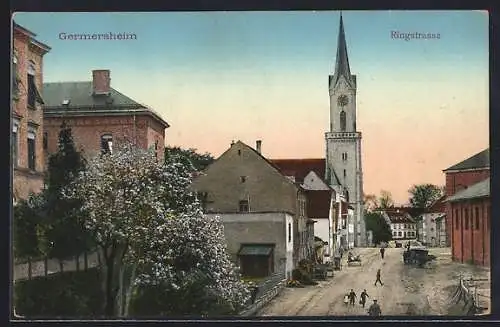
(13, 251), (100, 282)
(239, 270), (287, 317)
(448, 276), (489, 315)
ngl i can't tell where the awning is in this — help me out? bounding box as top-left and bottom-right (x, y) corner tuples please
(238, 244), (274, 256)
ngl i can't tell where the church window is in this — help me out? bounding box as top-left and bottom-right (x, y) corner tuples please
(343, 169), (346, 178)
(340, 111), (346, 131)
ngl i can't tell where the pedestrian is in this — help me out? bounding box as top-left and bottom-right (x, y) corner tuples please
(348, 289), (357, 306)
(359, 289), (369, 308)
(374, 268), (384, 286)
(367, 299), (382, 316)
(380, 247), (385, 259)
(343, 293), (349, 306)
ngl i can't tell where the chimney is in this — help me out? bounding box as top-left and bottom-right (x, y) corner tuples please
(92, 69), (111, 95)
(256, 140), (262, 154)
(231, 140), (235, 147)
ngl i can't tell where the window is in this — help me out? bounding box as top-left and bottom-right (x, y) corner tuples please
(100, 134), (113, 154)
(27, 127), (36, 170)
(238, 149), (241, 156)
(341, 153), (348, 161)
(340, 111), (346, 131)
(398, 231), (402, 237)
(239, 200), (249, 213)
(455, 209), (459, 230)
(343, 169), (346, 178)
(240, 176), (246, 183)
(154, 140), (159, 158)
(27, 61), (43, 108)
(288, 223), (292, 242)
(43, 132), (48, 150)
(464, 208), (469, 230)
(12, 119), (19, 167)
(475, 207), (480, 230)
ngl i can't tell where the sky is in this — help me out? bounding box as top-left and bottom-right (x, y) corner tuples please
(13, 11), (489, 204)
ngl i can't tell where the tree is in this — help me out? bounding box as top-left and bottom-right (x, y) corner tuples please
(363, 194), (379, 212)
(43, 122), (94, 266)
(364, 212), (392, 245)
(378, 190), (394, 209)
(408, 184), (444, 240)
(164, 146), (214, 172)
(408, 184), (443, 210)
(13, 193), (46, 261)
(64, 142), (248, 317)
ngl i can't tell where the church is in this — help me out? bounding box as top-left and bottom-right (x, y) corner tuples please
(271, 13), (366, 249)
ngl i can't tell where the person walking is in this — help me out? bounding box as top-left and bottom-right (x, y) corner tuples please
(348, 289), (357, 306)
(359, 289), (369, 308)
(368, 299), (382, 316)
(374, 268), (384, 286)
(380, 247), (385, 259)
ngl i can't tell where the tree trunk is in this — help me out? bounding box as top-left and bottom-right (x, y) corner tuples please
(84, 251), (88, 271)
(44, 256), (48, 277)
(59, 260), (64, 273)
(76, 254), (80, 272)
(27, 258), (32, 280)
(124, 263), (138, 317)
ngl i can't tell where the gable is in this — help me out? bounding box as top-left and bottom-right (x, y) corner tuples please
(302, 171), (331, 191)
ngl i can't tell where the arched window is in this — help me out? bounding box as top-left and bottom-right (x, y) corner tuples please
(340, 111), (346, 131)
(101, 134), (113, 154)
(345, 189), (349, 203)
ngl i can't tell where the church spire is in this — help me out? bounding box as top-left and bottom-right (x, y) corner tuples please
(332, 13), (353, 87)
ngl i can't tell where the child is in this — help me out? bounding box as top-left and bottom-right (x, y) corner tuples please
(344, 294), (349, 306)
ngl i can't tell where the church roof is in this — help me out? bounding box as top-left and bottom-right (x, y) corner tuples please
(443, 148), (489, 172)
(270, 159), (326, 184)
(330, 13), (354, 88)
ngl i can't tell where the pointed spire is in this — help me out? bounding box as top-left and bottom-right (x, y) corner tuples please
(332, 12), (353, 87)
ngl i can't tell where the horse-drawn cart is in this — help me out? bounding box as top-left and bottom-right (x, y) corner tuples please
(347, 253), (362, 266)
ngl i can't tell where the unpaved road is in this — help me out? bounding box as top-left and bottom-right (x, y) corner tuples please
(258, 247), (490, 316)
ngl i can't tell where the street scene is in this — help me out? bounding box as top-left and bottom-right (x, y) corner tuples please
(11, 11), (489, 319)
(258, 247), (490, 316)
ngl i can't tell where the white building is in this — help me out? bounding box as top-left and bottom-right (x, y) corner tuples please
(418, 212), (445, 247)
(378, 209), (417, 241)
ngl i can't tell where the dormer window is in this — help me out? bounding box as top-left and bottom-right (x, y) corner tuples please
(27, 61), (44, 108)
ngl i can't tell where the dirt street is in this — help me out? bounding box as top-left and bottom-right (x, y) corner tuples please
(258, 247), (490, 316)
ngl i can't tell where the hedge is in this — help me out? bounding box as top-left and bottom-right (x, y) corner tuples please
(14, 268), (103, 318)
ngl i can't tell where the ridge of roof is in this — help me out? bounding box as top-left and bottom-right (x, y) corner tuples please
(443, 148), (489, 172)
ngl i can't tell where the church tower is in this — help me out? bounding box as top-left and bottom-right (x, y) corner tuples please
(325, 13), (366, 247)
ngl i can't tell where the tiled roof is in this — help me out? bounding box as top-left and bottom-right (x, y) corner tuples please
(270, 159), (326, 184)
(306, 190), (332, 218)
(446, 178), (490, 202)
(42, 81), (169, 127)
(379, 210), (415, 224)
(443, 149), (489, 172)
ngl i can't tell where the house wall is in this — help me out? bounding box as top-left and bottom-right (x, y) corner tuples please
(313, 218), (330, 254)
(418, 213), (441, 246)
(192, 142), (308, 267)
(12, 27), (49, 200)
(43, 115), (165, 160)
(449, 198), (490, 266)
(390, 222), (417, 240)
(285, 213), (294, 278)
(445, 169), (489, 247)
(206, 213), (289, 275)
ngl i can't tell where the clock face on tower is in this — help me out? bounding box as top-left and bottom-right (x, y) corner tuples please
(337, 94), (349, 107)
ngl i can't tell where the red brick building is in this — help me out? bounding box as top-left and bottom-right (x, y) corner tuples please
(42, 69), (169, 162)
(12, 22), (51, 202)
(443, 149), (490, 266)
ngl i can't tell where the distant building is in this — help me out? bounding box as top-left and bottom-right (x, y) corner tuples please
(417, 196), (446, 247)
(443, 149), (490, 266)
(12, 22), (51, 202)
(191, 141), (311, 279)
(378, 208), (417, 241)
(42, 69), (169, 162)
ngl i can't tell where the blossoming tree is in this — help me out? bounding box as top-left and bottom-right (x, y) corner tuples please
(64, 142), (248, 317)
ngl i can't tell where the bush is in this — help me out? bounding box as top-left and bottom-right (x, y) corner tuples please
(14, 268), (103, 318)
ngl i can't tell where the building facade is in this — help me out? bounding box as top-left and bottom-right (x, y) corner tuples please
(446, 178), (490, 266)
(443, 149), (489, 265)
(378, 209), (417, 241)
(443, 149), (489, 247)
(417, 196), (446, 247)
(12, 22), (51, 202)
(325, 14), (366, 247)
(42, 69), (169, 162)
(191, 141), (311, 278)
